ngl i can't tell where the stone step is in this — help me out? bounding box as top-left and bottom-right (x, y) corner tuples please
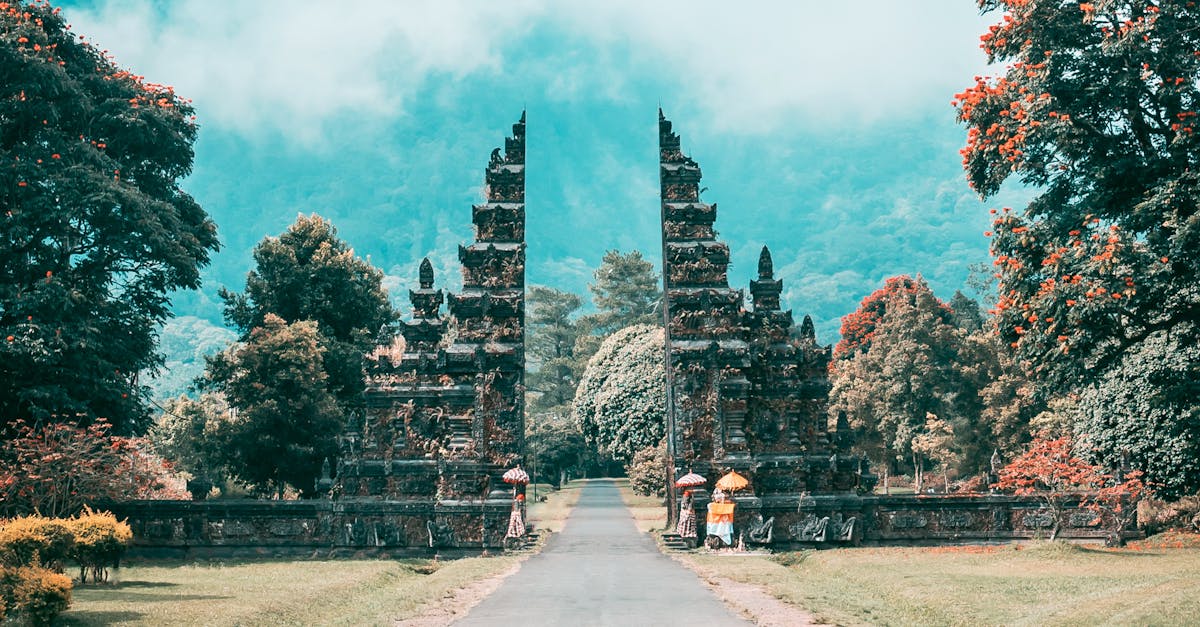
(660, 532), (694, 552)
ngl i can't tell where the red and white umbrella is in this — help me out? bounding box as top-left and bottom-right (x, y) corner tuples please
(502, 466), (530, 485)
(675, 472), (706, 488)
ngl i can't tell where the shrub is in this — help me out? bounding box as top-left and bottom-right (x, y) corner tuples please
(1138, 495), (1200, 535)
(68, 508), (132, 583)
(626, 442), (667, 497)
(0, 565), (72, 626)
(0, 419), (186, 519)
(0, 516), (74, 572)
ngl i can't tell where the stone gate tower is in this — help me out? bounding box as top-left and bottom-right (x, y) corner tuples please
(335, 113), (527, 549)
(659, 110), (872, 546)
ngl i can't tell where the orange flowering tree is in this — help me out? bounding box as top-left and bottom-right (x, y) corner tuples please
(994, 434), (1145, 542)
(1, 1), (218, 434)
(833, 275), (955, 358)
(956, 0), (1200, 496)
(0, 419), (185, 518)
(830, 277), (974, 490)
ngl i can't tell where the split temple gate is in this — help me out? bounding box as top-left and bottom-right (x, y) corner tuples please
(108, 111), (1137, 557)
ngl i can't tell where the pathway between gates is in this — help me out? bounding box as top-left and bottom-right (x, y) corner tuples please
(455, 479), (749, 626)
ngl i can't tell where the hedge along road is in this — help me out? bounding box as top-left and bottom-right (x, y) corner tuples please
(455, 479), (748, 626)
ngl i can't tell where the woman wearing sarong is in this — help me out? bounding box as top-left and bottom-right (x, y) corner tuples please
(676, 489), (697, 539)
(505, 493), (525, 539)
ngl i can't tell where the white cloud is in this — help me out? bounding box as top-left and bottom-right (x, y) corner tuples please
(67, 0), (540, 142)
(66, 1), (996, 140)
(549, 1), (996, 132)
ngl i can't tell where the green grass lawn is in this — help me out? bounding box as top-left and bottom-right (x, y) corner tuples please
(55, 484), (589, 626)
(683, 541), (1200, 626)
(56, 555), (519, 626)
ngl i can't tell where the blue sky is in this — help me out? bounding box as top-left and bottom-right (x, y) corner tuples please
(63, 0), (1026, 343)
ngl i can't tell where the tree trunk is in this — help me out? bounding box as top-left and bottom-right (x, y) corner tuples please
(883, 466), (890, 495)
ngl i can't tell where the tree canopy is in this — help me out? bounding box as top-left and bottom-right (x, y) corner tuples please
(830, 277), (966, 486)
(219, 214), (395, 406)
(1, 1), (218, 434)
(573, 324), (665, 462)
(956, 0), (1199, 390)
(203, 314), (340, 496)
(526, 286), (587, 413)
(956, 0), (1200, 495)
(586, 250), (661, 335)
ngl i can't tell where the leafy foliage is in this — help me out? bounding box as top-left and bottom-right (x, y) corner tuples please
(219, 214), (395, 407)
(957, 0), (1200, 496)
(68, 506), (131, 583)
(0, 564), (72, 626)
(994, 434), (1145, 541)
(626, 442), (667, 497)
(147, 393), (229, 483)
(834, 275), (954, 357)
(830, 277), (971, 481)
(0, 516), (72, 572)
(526, 286), (587, 412)
(586, 250), (662, 335)
(204, 314), (341, 496)
(0, 0), (219, 434)
(573, 324), (665, 462)
(0, 419), (184, 518)
(525, 412), (588, 486)
(1074, 327), (1200, 499)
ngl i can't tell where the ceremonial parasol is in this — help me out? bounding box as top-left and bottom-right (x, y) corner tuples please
(675, 471), (706, 488)
(502, 466), (530, 485)
(715, 470), (749, 492)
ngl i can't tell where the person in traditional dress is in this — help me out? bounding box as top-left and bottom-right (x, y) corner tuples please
(676, 489), (697, 539)
(705, 488), (735, 548)
(505, 493), (525, 539)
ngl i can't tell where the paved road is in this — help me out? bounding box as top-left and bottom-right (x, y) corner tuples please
(455, 479), (749, 626)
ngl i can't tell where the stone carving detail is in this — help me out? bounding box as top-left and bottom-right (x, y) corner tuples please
(426, 520), (455, 548)
(890, 513), (929, 529)
(1022, 511), (1056, 529)
(991, 507), (1009, 530)
(1069, 511), (1101, 528)
(789, 513), (856, 542)
(746, 514), (775, 544)
(790, 514), (829, 542)
(940, 512), (974, 529)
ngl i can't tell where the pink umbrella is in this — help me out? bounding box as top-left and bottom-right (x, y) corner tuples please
(502, 466), (530, 485)
(675, 471), (706, 488)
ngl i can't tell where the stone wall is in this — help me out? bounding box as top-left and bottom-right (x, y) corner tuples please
(104, 498), (512, 559)
(712, 492), (1139, 548)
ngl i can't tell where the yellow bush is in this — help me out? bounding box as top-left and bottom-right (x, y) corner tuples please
(68, 507), (132, 583)
(0, 515), (74, 571)
(0, 565), (72, 626)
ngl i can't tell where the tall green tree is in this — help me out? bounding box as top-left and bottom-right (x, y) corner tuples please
(830, 277), (972, 490)
(204, 314), (340, 497)
(0, 2), (218, 434)
(148, 393), (229, 484)
(956, 0), (1200, 494)
(587, 250), (662, 335)
(220, 214), (395, 407)
(526, 286), (586, 412)
(1074, 326), (1200, 499)
(525, 286), (591, 483)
